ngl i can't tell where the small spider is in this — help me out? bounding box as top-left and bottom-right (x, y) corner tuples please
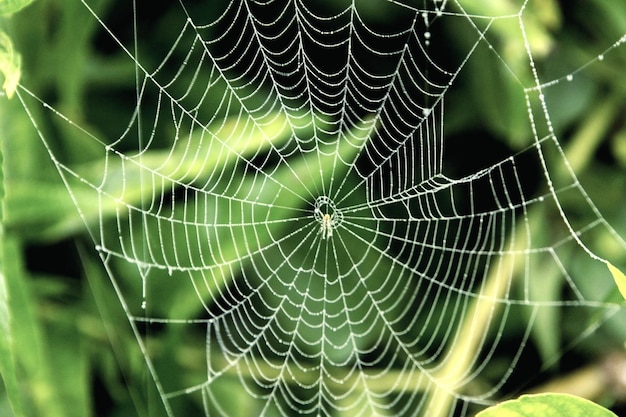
(319, 212), (334, 239)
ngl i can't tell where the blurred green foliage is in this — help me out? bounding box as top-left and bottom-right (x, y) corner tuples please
(0, 1), (625, 416)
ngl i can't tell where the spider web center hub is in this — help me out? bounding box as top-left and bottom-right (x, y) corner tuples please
(313, 196), (343, 229)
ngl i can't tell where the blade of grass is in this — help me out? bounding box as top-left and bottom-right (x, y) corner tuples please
(0, 106), (25, 417)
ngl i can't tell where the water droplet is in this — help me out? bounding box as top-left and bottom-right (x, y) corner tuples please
(424, 31), (431, 39)
(566, 74), (573, 82)
(598, 54), (604, 61)
(141, 300), (146, 309)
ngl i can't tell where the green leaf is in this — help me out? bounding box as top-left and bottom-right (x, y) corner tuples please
(4, 180), (89, 241)
(71, 112), (293, 222)
(476, 393), (617, 417)
(0, 0), (34, 15)
(0, 31), (20, 99)
(607, 262), (626, 301)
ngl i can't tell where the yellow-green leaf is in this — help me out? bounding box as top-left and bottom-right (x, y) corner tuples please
(477, 393), (617, 417)
(607, 262), (626, 301)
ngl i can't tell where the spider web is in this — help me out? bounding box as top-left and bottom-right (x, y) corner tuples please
(15, 0), (626, 416)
